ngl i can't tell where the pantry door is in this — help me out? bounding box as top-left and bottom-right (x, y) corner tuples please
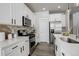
(39, 18), (49, 43)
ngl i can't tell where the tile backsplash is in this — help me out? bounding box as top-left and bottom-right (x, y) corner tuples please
(0, 24), (34, 40)
(0, 25), (12, 39)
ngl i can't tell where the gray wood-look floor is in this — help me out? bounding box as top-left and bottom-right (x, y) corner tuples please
(32, 42), (55, 56)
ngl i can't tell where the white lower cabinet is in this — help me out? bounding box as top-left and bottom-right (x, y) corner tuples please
(23, 41), (29, 56)
(8, 46), (20, 56)
(19, 40), (29, 56)
(55, 38), (63, 56)
(1, 39), (29, 56)
(55, 44), (61, 56)
(55, 38), (67, 56)
(1, 43), (20, 56)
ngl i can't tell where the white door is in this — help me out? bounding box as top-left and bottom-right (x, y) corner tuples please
(39, 18), (49, 43)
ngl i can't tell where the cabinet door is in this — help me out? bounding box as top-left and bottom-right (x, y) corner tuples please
(12, 3), (24, 26)
(21, 40), (29, 56)
(18, 42), (23, 56)
(8, 47), (20, 56)
(8, 46), (20, 56)
(0, 3), (12, 25)
(2, 43), (21, 56)
(18, 41), (28, 56)
(55, 14), (61, 21)
(49, 14), (55, 21)
(24, 40), (29, 56)
(77, 12), (79, 38)
(62, 15), (66, 27)
(73, 13), (77, 35)
(11, 3), (16, 25)
(20, 42), (25, 56)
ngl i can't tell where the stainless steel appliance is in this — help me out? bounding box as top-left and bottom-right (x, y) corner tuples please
(22, 16), (31, 27)
(17, 30), (36, 55)
(17, 30), (28, 36)
(49, 22), (55, 44)
(29, 34), (36, 55)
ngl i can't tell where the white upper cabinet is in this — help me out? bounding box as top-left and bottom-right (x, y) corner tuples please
(61, 15), (66, 27)
(12, 3), (24, 26)
(0, 3), (12, 25)
(49, 13), (66, 27)
(12, 3), (34, 26)
(0, 3), (34, 26)
(49, 14), (55, 21)
(55, 14), (62, 21)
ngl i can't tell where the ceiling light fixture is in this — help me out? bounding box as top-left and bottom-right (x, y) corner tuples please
(42, 8), (46, 10)
(67, 3), (71, 13)
(58, 5), (61, 8)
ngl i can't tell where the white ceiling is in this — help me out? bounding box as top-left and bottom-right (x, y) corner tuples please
(26, 3), (77, 13)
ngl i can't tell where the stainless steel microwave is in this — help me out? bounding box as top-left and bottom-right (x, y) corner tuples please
(22, 16), (31, 27)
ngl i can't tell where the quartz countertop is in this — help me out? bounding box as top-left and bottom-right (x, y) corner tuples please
(0, 36), (29, 48)
(54, 34), (79, 42)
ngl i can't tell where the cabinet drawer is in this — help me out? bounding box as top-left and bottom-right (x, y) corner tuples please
(2, 44), (18, 56)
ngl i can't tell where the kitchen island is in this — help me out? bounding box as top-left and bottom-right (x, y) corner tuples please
(54, 34), (79, 56)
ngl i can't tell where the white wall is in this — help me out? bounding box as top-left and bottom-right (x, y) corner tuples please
(35, 11), (49, 43)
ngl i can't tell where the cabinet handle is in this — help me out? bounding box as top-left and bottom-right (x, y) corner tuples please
(23, 46), (24, 51)
(12, 46), (18, 49)
(14, 19), (16, 24)
(20, 48), (22, 53)
(25, 40), (29, 42)
(12, 18), (13, 24)
(55, 45), (57, 51)
(62, 53), (65, 56)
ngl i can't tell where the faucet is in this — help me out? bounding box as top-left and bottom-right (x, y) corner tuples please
(76, 35), (78, 39)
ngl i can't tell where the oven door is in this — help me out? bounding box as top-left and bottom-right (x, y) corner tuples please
(29, 34), (35, 48)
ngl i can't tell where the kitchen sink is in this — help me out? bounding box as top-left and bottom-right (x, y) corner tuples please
(60, 37), (68, 42)
(60, 37), (79, 43)
(67, 38), (79, 43)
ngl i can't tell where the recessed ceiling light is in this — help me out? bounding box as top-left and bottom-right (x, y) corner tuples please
(58, 5), (61, 8)
(42, 8), (46, 10)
